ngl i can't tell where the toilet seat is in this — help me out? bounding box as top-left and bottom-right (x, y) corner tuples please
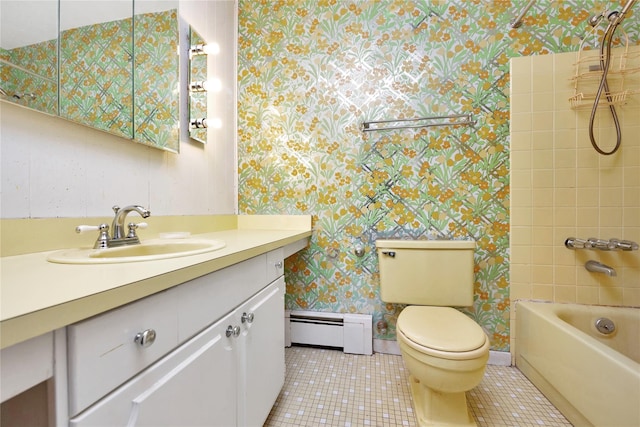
(397, 306), (489, 360)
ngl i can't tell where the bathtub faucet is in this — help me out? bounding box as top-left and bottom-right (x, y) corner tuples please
(585, 260), (617, 277)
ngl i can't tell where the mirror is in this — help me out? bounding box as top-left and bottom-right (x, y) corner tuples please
(59, 0), (134, 139)
(188, 28), (207, 144)
(0, 1), (58, 115)
(133, 0), (180, 151)
(0, 0), (180, 153)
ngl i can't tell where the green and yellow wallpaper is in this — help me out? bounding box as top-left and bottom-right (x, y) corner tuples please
(238, 0), (639, 351)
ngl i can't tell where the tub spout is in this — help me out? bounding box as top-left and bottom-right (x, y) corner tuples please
(585, 260), (616, 276)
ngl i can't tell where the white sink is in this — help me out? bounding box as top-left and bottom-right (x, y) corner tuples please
(47, 238), (226, 264)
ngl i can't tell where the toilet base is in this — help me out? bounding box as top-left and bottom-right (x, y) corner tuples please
(409, 375), (476, 427)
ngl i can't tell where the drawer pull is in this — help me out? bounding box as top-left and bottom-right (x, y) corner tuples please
(134, 329), (157, 348)
(226, 325), (241, 338)
(241, 312), (255, 323)
(275, 261), (283, 269)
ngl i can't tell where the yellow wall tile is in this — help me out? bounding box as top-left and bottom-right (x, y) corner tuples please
(511, 93), (531, 114)
(511, 112), (532, 132)
(511, 48), (639, 349)
(576, 286), (599, 304)
(511, 207), (532, 226)
(532, 284), (554, 301)
(511, 264), (531, 283)
(531, 227), (553, 245)
(532, 150), (553, 169)
(532, 265), (553, 284)
(532, 112), (553, 131)
(623, 287), (640, 307)
(599, 286), (624, 305)
(532, 92), (554, 112)
(554, 284), (577, 302)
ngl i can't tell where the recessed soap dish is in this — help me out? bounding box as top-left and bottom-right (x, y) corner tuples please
(158, 232), (191, 239)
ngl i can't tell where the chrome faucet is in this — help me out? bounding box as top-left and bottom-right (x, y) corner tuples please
(110, 205), (151, 246)
(585, 260), (617, 277)
(77, 205), (151, 249)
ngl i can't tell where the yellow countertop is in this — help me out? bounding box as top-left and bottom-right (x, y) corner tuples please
(1, 215), (312, 349)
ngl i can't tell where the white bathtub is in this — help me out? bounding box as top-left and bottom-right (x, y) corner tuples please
(516, 301), (640, 427)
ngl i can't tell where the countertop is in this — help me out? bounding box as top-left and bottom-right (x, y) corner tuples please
(1, 217), (312, 349)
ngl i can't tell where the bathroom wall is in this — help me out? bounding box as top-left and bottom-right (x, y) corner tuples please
(510, 46), (640, 352)
(0, 0), (237, 219)
(237, 0), (640, 351)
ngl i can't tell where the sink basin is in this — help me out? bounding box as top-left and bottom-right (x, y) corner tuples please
(47, 238), (226, 264)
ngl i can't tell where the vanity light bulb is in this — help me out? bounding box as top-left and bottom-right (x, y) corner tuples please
(209, 118), (223, 129)
(190, 42), (220, 56)
(189, 79), (222, 93)
(203, 42), (220, 55)
(208, 78), (222, 92)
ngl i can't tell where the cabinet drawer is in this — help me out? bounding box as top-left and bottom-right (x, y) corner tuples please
(177, 254), (267, 341)
(67, 288), (179, 416)
(266, 248), (284, 283)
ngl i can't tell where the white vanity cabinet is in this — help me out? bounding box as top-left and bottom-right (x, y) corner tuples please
(236, 276), (285, 426)
(69, 311), (238, 427)
(67, 250), (287, 427)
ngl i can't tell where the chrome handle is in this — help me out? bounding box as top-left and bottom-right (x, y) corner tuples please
(241, 312), (255, 323)
(127, 222), (148, 238)
(275, 261), (283, 269)
(134, 329), (157, 348)
(226, 325), (241, 338)
(382, 251), (396, 258)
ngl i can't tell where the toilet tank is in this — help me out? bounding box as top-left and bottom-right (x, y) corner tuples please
(376, 239), (476, 307)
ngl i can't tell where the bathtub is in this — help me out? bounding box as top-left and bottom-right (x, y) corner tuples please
(516, 301), (639, 427)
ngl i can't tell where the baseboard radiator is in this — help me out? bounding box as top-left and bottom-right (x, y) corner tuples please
(285, 310), (373, 355)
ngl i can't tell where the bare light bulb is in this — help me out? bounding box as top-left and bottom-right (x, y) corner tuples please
(189, 79), (222, 93)
(190, 42), (220, 56)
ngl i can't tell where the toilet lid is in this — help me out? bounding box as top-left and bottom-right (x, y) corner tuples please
(397, 306), (487, 352)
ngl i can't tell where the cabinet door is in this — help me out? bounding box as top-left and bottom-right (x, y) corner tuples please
(238, 277), (285, 427)
(70, 315), (238, 427)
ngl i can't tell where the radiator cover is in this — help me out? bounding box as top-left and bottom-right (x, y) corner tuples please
(285, 310), (373, 355)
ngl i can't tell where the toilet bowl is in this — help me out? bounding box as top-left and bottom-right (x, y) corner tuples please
(397, 306), (489, 426)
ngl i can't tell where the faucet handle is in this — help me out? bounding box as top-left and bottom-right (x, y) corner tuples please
(76, 225), (100, 234)
(126, 222), (148, 239)
(76, 223), (110, 249)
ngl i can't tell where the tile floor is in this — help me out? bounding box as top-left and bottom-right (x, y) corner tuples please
(265, 346), (573, 427)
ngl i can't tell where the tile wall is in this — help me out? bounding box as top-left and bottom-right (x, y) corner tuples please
(510, 45), (640, 352)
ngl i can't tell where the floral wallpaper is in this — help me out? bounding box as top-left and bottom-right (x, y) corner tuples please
(133, 9), (180, 150)
(238, 0), (639, 351)
(60, 18), (134, 139)
(0, 40), (58, 114)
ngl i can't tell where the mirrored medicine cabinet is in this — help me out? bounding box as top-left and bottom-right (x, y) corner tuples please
(0, 0), (181, 153)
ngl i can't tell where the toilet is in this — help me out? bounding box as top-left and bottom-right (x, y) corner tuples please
(376, 239), (489, 427)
